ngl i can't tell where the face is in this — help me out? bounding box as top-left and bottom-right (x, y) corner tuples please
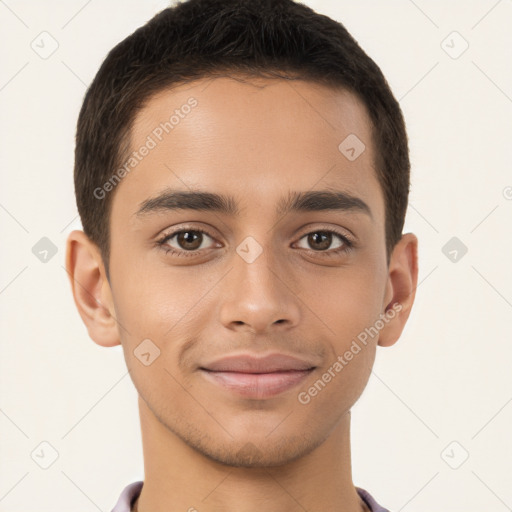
(104, 76), (394, 466)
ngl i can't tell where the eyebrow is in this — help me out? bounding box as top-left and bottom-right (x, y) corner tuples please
(134, 188), (372, 220)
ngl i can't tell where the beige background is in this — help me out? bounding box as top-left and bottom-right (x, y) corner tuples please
(1, 0), (511, 510)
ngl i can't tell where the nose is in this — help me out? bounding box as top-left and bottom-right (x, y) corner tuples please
(218, 243), (301, 334)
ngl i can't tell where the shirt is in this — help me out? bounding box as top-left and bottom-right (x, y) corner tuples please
(111, 480), (391, 512)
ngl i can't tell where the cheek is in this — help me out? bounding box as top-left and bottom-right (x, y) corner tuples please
(107, 225), (199, 335)
(110, 269), (211, 405)
(111, 264), (217, 350)
(301, 267), (385, 346)
(296, 274), (381, 413)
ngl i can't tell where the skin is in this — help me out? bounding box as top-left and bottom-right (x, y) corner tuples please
(66, 76), (418, 512)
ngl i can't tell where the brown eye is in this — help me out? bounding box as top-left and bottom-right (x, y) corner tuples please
(158, 228), (217, 255)
(308, 232), (333, 250)
(175, 231), (204, 250)
(296, 230), (347, 252)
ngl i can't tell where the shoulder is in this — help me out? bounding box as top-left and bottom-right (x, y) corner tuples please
(111, 481), (144, 512)
(356, 486), (392, 512)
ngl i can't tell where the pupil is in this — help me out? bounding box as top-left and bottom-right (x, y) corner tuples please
(178, 231), (201, 250)
(310, 232), (331, 250)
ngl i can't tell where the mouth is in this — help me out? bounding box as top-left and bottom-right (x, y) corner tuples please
(198, 352), (319, 399)
(199, 367), (316, 399)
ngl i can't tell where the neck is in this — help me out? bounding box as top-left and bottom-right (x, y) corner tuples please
(134, 396), (368, 512)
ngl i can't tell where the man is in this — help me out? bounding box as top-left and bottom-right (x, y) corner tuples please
(66, 0), (418, 510)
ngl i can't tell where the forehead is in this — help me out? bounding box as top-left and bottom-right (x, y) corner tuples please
(111, 75), (384, 224)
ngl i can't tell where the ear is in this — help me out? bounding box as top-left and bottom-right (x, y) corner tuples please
(378, 232), (419, 347)
(65, 230), (121, 347)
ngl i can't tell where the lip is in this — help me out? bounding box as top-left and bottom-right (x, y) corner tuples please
(200, 352), (317, 373)
(200, 368), (315, 399)
(199, 352), (317, 399)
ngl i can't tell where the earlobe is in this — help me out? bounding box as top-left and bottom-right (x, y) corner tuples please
(65, 230), (121, 347)
(378, 232), (419, 348)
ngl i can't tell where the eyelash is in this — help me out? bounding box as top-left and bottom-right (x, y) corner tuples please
(155, 226), (354, 258)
